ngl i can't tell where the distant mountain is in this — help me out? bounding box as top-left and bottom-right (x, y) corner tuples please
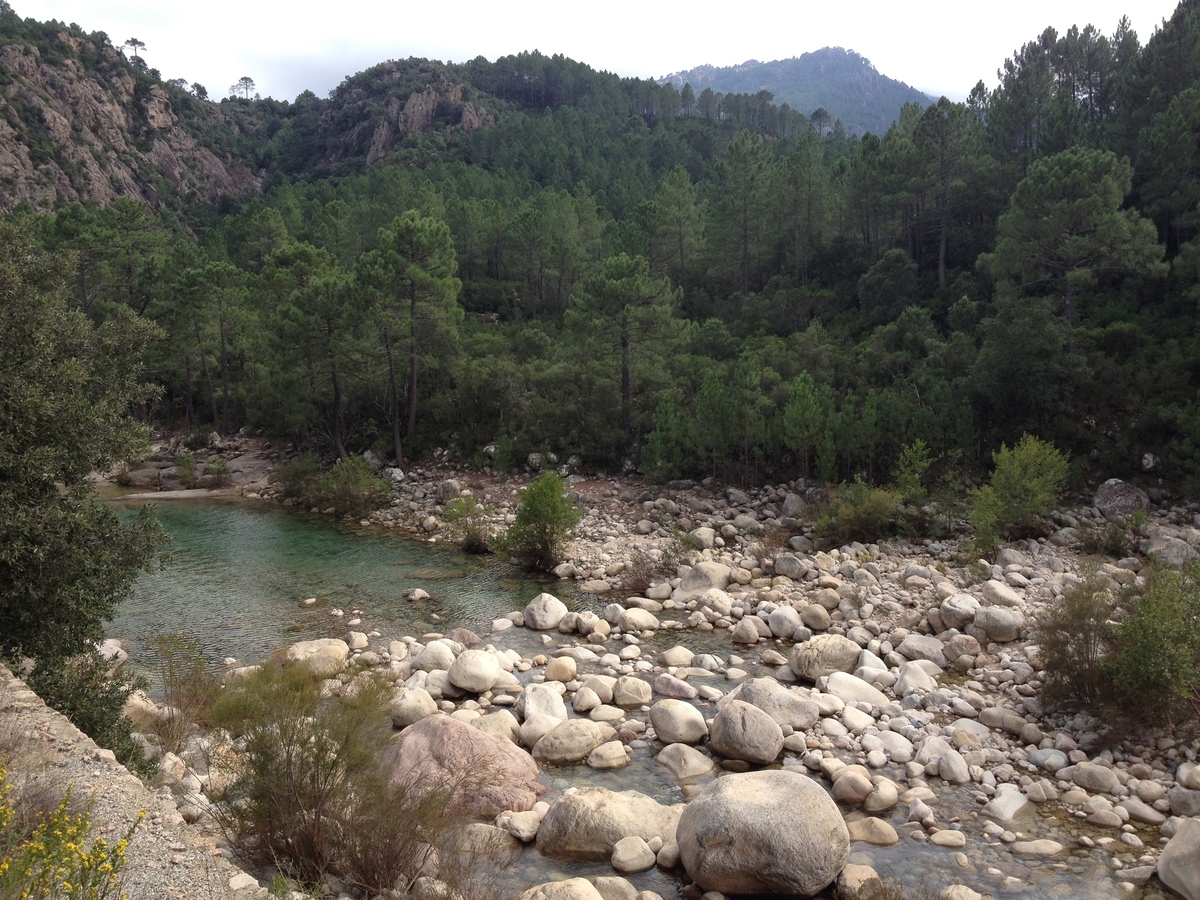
(659, 48), (934, 136)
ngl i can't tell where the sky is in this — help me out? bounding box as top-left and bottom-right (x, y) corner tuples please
(12, 0), (1185, 104)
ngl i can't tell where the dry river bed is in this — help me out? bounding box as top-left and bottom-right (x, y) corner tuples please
(108, 449), (1200, 898)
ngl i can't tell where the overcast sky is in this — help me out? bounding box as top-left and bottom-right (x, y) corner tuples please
(13, 1), (1184, 104)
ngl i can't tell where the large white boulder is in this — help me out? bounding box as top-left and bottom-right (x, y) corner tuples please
(649, 699), (709, 744)
(790, 634), (861, 680)
(1159, 817), (1200, 900)
(708, 699), (784, 765)
(678, 770), (848, 896)
(284, 638), (349, 677)
(536, 788), (682, 860)
(525, 593), (569, 629)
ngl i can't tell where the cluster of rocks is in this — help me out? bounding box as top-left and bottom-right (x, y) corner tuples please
(133, 505), (1200, 899)
(110, 456), (1200, 899)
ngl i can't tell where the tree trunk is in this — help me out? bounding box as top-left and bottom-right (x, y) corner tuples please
(620, 311), (631, 436)
(383, 330), (405, 467)
(407, 291), (419, 440)
(329, 349), (348, 461)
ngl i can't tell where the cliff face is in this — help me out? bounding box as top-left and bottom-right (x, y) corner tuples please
(0, 29), (258, 212)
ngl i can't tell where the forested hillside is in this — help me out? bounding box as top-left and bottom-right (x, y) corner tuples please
(658, 49), (934, 136)
(7, 2), (1200, 492)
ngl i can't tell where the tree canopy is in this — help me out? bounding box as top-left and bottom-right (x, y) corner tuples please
(0, 222), (162, 662)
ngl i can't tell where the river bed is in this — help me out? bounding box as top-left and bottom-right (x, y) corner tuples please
(105, 493), (1176, 900)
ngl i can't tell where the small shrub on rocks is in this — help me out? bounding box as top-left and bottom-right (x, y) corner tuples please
(1108, 562), (1200, 719)
(970, 434), (1067, 550)
(443, 496), (494, 554)
(210, 663), (510, 894)
(23, 651), (154, 780)
(145, 633), (221, 755)
(305, 456), (390, 517)
(816, 477), (901, 544)
(269, 452), (319, 499)
(496, 472), (581, 569)
(1037, 572), (1119, 708)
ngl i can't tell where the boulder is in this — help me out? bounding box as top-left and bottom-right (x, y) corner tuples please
(677, 770), (848, 896)
(823, 672), (889, 708)
(708, 699), (784, 765)
(612, 676), (652, 708)
(525, 593), (569, 630)
(649, 700), (709, 744)
(717, 678), (819, 730)
(896, 633), (947, 668)
(617, 607), (659, 632)
(982, 579), (1023, 608)
(774, 554), (807, 581)
(536, 788), (681, 860)
(519, 682), (569, 722)
(672, 562), (732, 601)
(390, 687), (438, 728)
(447, 649), (501, 693)
(657, 743), (715, 781)
(789, 633), (861, 680)
(973, 606), (1024, 643)
(284, 638), (349, 677)
(1094, 478), (1150, 519)
(611, 835), (656, 873)
(533, 720), (608, 765)
(379, 714), (542, 818)
(1073, 761), (1118, 794)
(1158, 817), (1200, 900)
(767, 605), (802, 638)
(518, 879), (605, 900)
(939, 594), (979, 630)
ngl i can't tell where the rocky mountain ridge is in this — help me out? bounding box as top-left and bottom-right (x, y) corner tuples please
(0, 25), (259, 212)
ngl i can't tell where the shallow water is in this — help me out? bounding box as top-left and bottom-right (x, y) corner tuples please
(109, 496), (557, 676)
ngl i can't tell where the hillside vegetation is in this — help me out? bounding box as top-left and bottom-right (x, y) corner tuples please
(6, 2), (1200, 494)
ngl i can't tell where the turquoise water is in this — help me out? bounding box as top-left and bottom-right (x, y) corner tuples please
(109, 497), (554, 670)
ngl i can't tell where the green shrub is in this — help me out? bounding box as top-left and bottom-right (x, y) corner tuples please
(496, 472), (581, 570)
(175, 453), (199, 489)
(269, 452), (319, 499)
(816, 477), (901, 544)
(1036, 572), (1118, 707)
(1078, 509), (1149, 559)
(23, 650), (155, 779)
(204, 457), (231, 486)
(443, 496), (494, 553)
(145, 632), (221, 754)
(306, 457), (390, 517)
(210, 664), (509, 895)
(893, 439), (932, 506)
(1107, 563), (1200, 718)
(970, 434), (1068, 549)
(210, 664), (392, 883)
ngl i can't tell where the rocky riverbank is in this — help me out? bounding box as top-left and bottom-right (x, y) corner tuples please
(108, 444), (1200, 898)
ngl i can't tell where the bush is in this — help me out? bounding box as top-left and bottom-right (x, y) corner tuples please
(210, 664), (392, 883)
(496, 472), (581, 569)
(1078, 509), (1148, 559)
(269, 452), (319, 499)
(0, 767), (141, 900)
(23, 650), (155, 779)
(1036, 572), (1118, 707)
(306, 456), (390, 517)
(1107, 563), (1200, 719)
(816, 477), (901, 544)
(174, 453), (199, 489)
(893, 439), (932, 506)
(204, 457), (231, 486)
(443, 496), (493, 553)
(970, 434), (1068, 549)
(210, 664), (510, 895)
(145, 632), (221, 754)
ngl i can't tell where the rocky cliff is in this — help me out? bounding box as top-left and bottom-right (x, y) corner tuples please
(0, 24), (258, 212)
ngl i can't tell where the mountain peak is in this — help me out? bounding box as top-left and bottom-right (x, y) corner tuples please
(658, 47), (932, 135)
